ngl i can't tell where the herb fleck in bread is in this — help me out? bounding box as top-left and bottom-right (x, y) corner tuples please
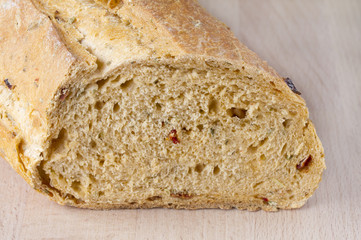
(0, 0), (325, 211)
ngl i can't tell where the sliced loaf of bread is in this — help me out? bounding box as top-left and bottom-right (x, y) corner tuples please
(0, 0), (325, 210)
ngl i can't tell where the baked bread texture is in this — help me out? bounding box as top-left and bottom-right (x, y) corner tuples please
(0, 0), (325, 211)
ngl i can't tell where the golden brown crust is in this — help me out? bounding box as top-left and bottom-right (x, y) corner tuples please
(1, 0), (77, 116)
(0, 121), (33, 186)
(0, 0), (90, 194)
(127, 0), (280, 77)
(0, 0), (325, 210)
(0, 0), (98, 188)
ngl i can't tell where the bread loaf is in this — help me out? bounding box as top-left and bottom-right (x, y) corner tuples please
(0, 0), (325, 210)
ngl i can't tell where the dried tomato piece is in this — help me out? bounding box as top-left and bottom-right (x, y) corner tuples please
(59, 88), (69, 101)
(168, 129), (180, 144)
(34, 78), (39, 87)
(297, 155), (312, 170)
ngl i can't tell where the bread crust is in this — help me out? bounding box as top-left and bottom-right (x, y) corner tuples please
(0, 0), (325, 210)
(0, 0), (95, 193)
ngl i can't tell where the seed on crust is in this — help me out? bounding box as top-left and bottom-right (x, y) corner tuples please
(284, 78), (301, 95)
(4, 79), (15, 90)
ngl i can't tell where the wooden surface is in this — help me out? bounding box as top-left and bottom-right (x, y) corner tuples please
(1, 0), (360, 239)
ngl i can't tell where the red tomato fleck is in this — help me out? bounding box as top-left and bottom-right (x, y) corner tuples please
(169, 129), (180, 144)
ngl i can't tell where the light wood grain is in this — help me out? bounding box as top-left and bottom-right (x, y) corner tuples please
(1, 0), (360, 239)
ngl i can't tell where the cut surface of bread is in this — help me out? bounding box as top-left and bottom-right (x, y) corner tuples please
(0, 0), (325, 211)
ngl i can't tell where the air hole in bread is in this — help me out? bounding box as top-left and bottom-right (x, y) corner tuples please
(111, 0), (124, 9)
(98, 132), (104, 141)
(98, 191), (104, 197)
(289, 111), (297, 116)
(281, 143), (287, 155)
(177, 93), (184, 99)
(158, 83), (165, 90)
(96, 58), (104, 68)
(182, 127), (192, 135)
(164, 53), (175, 59)
(146, 196), (162, 201)
(51, 128), (67, 152)
(17, 139), (25, 156)
(90, 139), (96, 148)
(111, 76), (121, 83)
(195, 164), (205, 173)
(120, 79), (135, 91)
(258, 137), (268, 147)
(283, 119), (292, 128)
(155, 103), (162, 111)
(114, 129), (120, 136)
(95, 101), (105, 110)
(99, 160), (105, 166)
(213, 165), (220, 175)
(89, 174), (96, 183)
(96, 78), (108, 90)
(273, 88), (282, 93)
(76, 153), (83, 160)
(196, 124), (204, 131)
(247, 145), (257, 154)
(71, 180), (81, 192)
(208, 98), (219, 114)
(253, 182), (264, 190)
(227, 107), (247, 119)
(113, 103), (120, 112)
